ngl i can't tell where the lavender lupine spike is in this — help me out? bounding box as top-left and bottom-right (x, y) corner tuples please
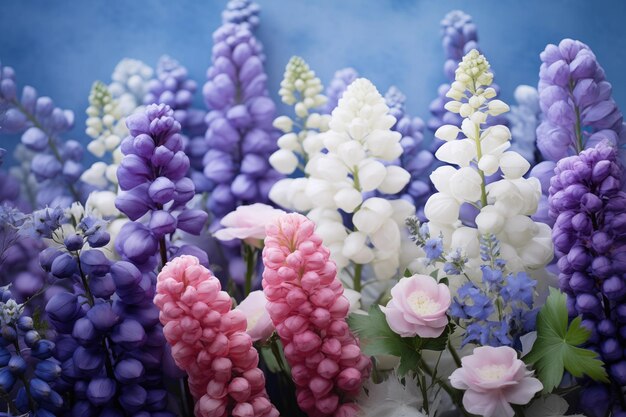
(535, 39), (625, 162)
(222, 0), (261, 30)
(549, 142), (626, 416)
(201, 22), (280, 226)
(383, 86), (434, 219)
(0, 61), (88, 209)
(323, 67), (359, 114)
(530, 39), (626, 226)
(427, 10), (507, 140)
(36, 208), (175, 417)
(115, 103), (208, 270)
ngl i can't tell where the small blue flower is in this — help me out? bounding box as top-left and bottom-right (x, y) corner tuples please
(481, 265), (503, 289)
(23, 207), (64, 239)
(503, 272), (536, 307)
(452, 283), (494, 321)
(424, 236), (443, 261)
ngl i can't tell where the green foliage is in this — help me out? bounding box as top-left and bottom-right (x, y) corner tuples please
(525, 288), (609, 393)
(347, 304), (451, 376)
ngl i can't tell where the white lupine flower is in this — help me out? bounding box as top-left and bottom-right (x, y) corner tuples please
(284, 78), (416, 283)
(268, 56), (330, 190)
(109, 58), (153, 111)
(422, 49), (553, 285)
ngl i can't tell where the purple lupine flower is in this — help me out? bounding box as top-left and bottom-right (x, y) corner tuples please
(115, 103), (208, 269)
(323, 67), (359, 114)
(531, 39), (625, 227)
(222, 0), (261, 30)
(549, 141), (626, 414)
(384, 86), (434, 219)
(0, 61), (89, 209)
(427, 10), (507, 140)
(36, 212), (176, 417)
(201, 22), (280, 224)
(536, 39), (625, 162)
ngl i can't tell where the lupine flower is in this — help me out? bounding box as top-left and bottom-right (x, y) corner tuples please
(234, 290), (274, 342)
(427, 50), (553, 280)
(262, 212), (370, 417)
(531, 38), (625, 226)
(381, 274), (451, 338)
(0, 61), (87, 208)
(427, 11), (506, 136)
(108, 58), (154, 116)
(37, 207), (174, 416)
(202, 21), (280, 224)
(115, 103), (208, 268)
(299, 78), (415, 282)
(323, 67), (359, 114)
(383, 86), (434, 219)
(549, 141), (626, 414)
(449, 346), (543, 417)
(222, 0), (261, 30)
(155, 255), (279, 417)
(269, 56), (330, 211)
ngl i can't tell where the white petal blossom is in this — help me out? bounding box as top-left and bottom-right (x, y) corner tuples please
(423, 49), (553, 282)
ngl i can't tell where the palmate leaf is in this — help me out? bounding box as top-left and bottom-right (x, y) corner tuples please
(347, 304), (450, 376)
(525, 288), (609, 393)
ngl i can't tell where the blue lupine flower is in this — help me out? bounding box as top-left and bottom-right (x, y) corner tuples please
(480, 265), (503, 288)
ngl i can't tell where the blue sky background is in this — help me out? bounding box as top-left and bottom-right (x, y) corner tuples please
(1, 0), (626, 165)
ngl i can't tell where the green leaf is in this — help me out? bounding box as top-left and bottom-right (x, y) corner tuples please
(429, 269), (439, 280)
(525, 288), (609, 393)
(403, 268), (413, 278)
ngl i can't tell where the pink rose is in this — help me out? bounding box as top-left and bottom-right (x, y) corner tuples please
(213, 203), (285, 248)
(381, 274), (451, 338)
(235, 290), (274, 342)
(449, 346), (543, 417)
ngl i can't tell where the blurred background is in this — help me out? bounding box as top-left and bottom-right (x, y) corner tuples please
(1, 0), (625, 164)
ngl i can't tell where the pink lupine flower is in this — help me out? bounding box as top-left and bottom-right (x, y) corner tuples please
(235, 290), (275, 342)
(449, 346), (543, 417)
(214, 203), (286, 248)
(380, 274), (451, 338)
(154, 255), (279, 417)
(262, 213), (371, 417)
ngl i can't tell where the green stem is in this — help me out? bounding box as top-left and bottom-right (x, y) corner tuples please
(353, 263), (363, 292)
(243, 244), (256, 297)
(473, 123), (488, 208)
(447, 340), (462, 368)
(569, 80), (584, 154)
(419, 358), (470, 417)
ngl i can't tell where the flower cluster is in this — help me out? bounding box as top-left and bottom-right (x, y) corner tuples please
(549, 142), (626, 414)
(299, 78), (415, 282)
(222, 0), (261, 30)
(428, 49), (553, 278)
(81, 81), (126, 188)
(0, 62), (87, 208)
(323, 67), (359, 114)
(155, 255), (279, 417)
(108, 58), (154, 116)
(202, 22), (279, 224)
(531, 38), (625, 226)
(0, 287), (65, 417)
(269, 56), (330, 210)
(34, 205), (174, 416)
(383, 86), (434, 218)
(115, 103), (208, 269)
(428, 10), (507, 139)
(262, 213), (370, 417)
